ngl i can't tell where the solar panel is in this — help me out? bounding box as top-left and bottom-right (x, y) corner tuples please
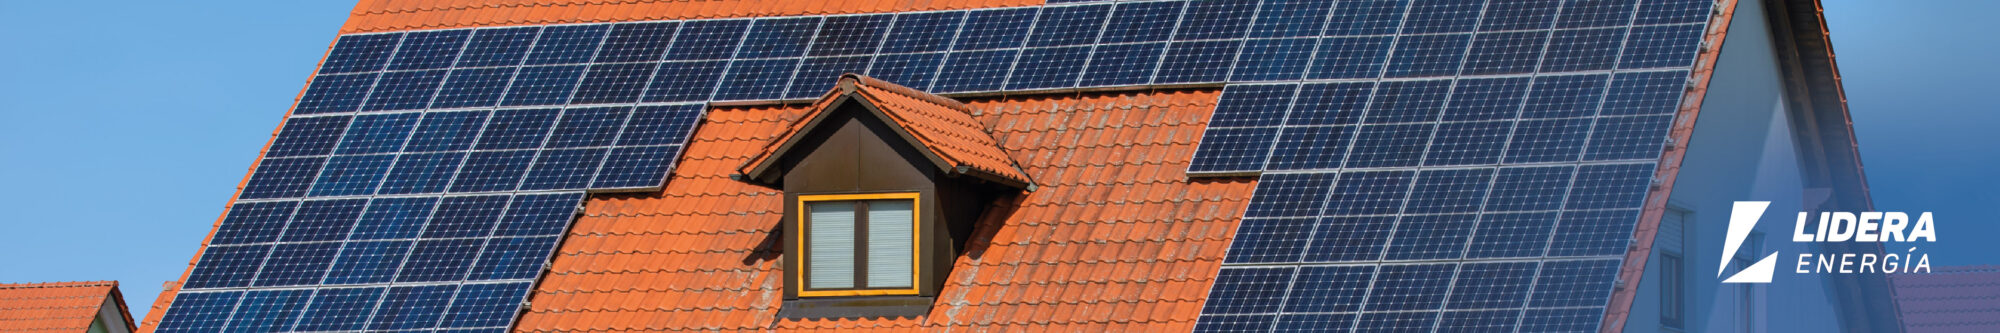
(167, 0), (1715, 331)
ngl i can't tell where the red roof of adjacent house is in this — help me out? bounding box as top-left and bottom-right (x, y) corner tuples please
(340, 0), (1039, 33)
(0, 281), (132, 333)
(519, 87), (1252, 331)
(742, 74), (1035, 189)
(1892, 266), (2000, 333)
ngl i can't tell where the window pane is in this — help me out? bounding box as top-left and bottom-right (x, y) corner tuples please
(808, 202), (856, 289)
(866, 200), (916, 288)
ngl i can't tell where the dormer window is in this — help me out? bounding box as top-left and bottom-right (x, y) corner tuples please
(737, 74), (1034, 318)
(798, 193), (920, 297)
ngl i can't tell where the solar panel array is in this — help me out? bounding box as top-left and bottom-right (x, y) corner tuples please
(156, 0), (1718, 331)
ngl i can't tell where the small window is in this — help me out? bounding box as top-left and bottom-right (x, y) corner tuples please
(1661, 253), (1685, 329)
(797, 193), (920, 297)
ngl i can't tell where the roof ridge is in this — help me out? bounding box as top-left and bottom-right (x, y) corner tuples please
(842, 73), (977, 115)
(0, 280), (119, 289)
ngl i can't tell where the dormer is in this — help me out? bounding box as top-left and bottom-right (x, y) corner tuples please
(737, 74), (1033, 317)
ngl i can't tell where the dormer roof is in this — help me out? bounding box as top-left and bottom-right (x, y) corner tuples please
(739, 74), (1034, 190)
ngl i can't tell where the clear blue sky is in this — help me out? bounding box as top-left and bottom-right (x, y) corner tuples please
(0, 0), (1989, 321)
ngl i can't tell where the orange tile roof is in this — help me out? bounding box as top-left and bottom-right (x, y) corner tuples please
(340, 0), (1043, 34)
(0, 281), (130, 333)
(742, 74), (1034, 189)
(518, 88), (1253, 331)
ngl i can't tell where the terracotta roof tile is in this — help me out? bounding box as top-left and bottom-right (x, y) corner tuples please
(340, 0), (1041, 33)
(743, 74), (1034, 188)
(519, 88), (1250, 331)
(0, 281), (128, 333)
(1892, 266), (2000, 333)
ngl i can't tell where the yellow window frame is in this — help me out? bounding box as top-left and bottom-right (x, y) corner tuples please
(796, 192), (922, 297)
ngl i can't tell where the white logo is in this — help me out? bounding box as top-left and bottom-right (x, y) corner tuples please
(1721, 201), (1780, 283)
(1719, 201), (1937, 284)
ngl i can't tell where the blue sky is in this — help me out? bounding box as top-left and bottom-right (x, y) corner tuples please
(0, 0), (1988, 321)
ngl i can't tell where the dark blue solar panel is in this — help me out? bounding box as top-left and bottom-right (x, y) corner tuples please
(432, 67), (517, 108)
(883, 12), (964, 53)
(667, 20), (749, 61)
(955, 8), (1037, 51)
(239, 157), (324, 199)
(572, 63), (657, 104)
(336, 113), (421, 155)
(184, 245), (269, 289)
(1156, 40), (1241, 84)
(1324, 171), (1413, 215)
(449, 150), (536, 192)
(1006, 46), (1089, 90)
(1466, 211), (1560, 258)
(253, 242), (339, 286)
(268, 116), (352, 158)
(1485, 166), (1575, 212)
(1522, 308), (1606, 332)
(521, 148), (607, 190)
(1286, 82), (1371, 126)
(1282, 265), (1374, 313)
(1345, 124), (1432, 168)
(1210, 84), (1298, 128)
(396, 239), (483, 283)
(1405, 168), (1494, 214)
(1587, 115), (1673, 161)
(1305, 216), (1394, 262)
(1231, 38), (1315, 81)
(1202, 267), (1294, 314)
(321, 34), (400, 74)
(153, 291), (242, 333)
(1028, 4), (1110, 47)
(210, 202), (298, 245)
(502, 65), (587, 106)
(596, 22), (679, 63)
(1243, 172), (1337, 218)
(457, 27), (538, 67)
(1188, 127), (1279, 173)
(867, 53), (945, 90)
(469, 236), (562, 280)
(224, 289), (312, 332)
(1441, 310), (1523, 333)
(740, 17), (821, 58)
(1225, 217), (1315, 263)
(1443, 77), (1531, 121)
(1549, 209), (1642, 256)
(1425, 120), (1511, 166)
(378, 152), (465, 194)
(295, 73), (377, 115)
(1175, 0), (1257, 41)
(295, 287), (384, 331)
(308, 154), (395, 196)
(810, 15), (891, 56)
(593, 145), (682, 189)
(1542, 28), (1625, 72)
(1481, 0), (1559, 31)
(391, 30), (471, 71)
(441, 283), (533, 328)
(716, 58), (800, 100)
(1383, 214), (1476, 260)
(365, 70), (449, 111)
(1081, 42), (1163, 87)
(1566, 163), (1655, 209)
(369, 285), (457, 330)
(1195, 314), (1276, 333)
(789, 56), (873, 99)
(1323, 0), (1408, 36)
(1522, 74), (1609, 119)
(325, 241), (413, 284)
(281, 199), (367, 242)
(1602, 70), (1690, 116)
(1465, 31), (1549, 75)
(1307, 36), (1390, 79)
(351, 197), (438, 240)
(1385, 33), (1471, 77)
(644, 61), (728, 102)
(934, 50), (1018, 93)
(546, 107), (630, 148)
(1559, 0), (1640, 29)
(617, 104), (705, 146)
(1639, 0), (1718, 25)
(1363, 80), (1450, 123)
(475, 109), (559, 150)
(494, 192), (582, 237)
(1265, 126), (1354, 170)
(1402, 0), (1483, 34)
(1530, 259), (1621, 307)
(1623, 24), (1707, 69)
(1103, 1), (1183, 44)
(1364, 264), (1456, 311)
(1250, 0), (1335, 38)
(526, 25), (610, 65)
(1504, 118), (1591, 163)
(1277, 313), (1357, 332)
(1447, 261), (1537, 309)
(421, 195), (510, 239)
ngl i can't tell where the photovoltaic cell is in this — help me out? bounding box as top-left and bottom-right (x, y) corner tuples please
(883, 12), (964, 53)
(595, 22), (679, 63)
(295, 74), (377, 115)
(353, 197), (434, 240)
(390, 30), (471, 71)
(1102, 1), (1183, 44)
(457, 27), (538, 67)
(1250, 0), (1336, 38)
(525, 25), (610, 65)
(810, 15), (891, 56)
(365, 70), (448, 111)
(320, 34), (400, 74)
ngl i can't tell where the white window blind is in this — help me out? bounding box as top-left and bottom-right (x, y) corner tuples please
(807, 202), (856, 289)
(866, 200), (915, 288)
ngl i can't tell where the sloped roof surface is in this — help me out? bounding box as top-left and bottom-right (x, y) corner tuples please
(0, 281), (121, 333)
(743, 74), (1033, 187)
(1892, 266), (2000, 333)
(519, 88), (1253, 331)
(341, 0), (1039, 33)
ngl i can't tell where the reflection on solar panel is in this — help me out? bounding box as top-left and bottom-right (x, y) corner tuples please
(162, 0), (1716, 331)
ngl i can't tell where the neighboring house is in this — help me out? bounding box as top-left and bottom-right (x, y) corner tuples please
(1891, 266), (2000, 333)
(0, 281), (135, 333)
(140, 0), (1888, 332)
